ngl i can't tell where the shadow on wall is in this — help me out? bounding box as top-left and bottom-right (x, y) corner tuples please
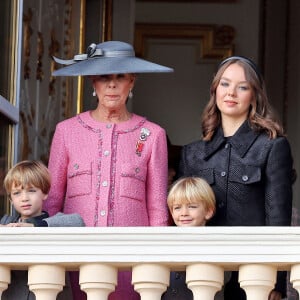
(167, 135), (182, 188)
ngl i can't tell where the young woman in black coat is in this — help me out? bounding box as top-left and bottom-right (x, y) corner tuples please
(178, 56), (295, 300)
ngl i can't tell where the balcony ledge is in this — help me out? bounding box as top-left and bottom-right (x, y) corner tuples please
(1, 226), (299, 271)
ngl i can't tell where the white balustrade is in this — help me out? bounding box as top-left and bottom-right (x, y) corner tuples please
(0, 265), (10, 298)
(239, 264), (277, 300)
(132, 263), (170, 299)
(28, 264), (65, 300)
(79, 263), (117, 299)
(186, 263), (224, 300)
(290, 264), (300, 295)
(0, 227), (300, 299)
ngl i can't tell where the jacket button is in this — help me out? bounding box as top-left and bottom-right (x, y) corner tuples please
(242, 175), (249, 182)
(221, 171), (226, 177)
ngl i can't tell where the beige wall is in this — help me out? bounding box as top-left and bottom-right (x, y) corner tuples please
(16, 0), (300, 210)
(112, 0), (300, 210)
(131, 0), (261, 145)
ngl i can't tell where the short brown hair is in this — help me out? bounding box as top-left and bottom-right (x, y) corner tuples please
(4, 160), (51, 195)
(167, 177), (216, 214)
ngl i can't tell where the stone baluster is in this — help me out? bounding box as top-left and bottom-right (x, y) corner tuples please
(186, 263), (224, 300)
(79, 263), (118, 300)
(290, 264), (300, 295)
(132, 263), (170, 300)
(28, 264), (65, 300)
(0, 265), (10, 297)
(239, 264), (276, 300)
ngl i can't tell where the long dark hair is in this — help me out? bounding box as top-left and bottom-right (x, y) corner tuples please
(201, 57), (284, 141)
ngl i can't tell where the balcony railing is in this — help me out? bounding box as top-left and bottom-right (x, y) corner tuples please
(1, 226), (300, 300)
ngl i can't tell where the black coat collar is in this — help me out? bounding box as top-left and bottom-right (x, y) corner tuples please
(203, 121), (260, 159)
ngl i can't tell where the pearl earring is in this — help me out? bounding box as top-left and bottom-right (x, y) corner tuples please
(128, 89), (133, 99)
(92, 88), (96, 97)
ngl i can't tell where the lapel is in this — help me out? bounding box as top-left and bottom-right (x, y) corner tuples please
(203, 121), (260, 159)
(230, 121), (260, 157)
(203, 127), (226, 159)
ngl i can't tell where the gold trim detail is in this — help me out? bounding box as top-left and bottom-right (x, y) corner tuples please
(49, 29), (59, 96)
(136, 0), (236, 2)
(102, 0), (113, 41)
(36, 32), (44, 81)
(23, 8), (33, 80)
(135, 23), (235, 60)
(77, 0), (86, 114)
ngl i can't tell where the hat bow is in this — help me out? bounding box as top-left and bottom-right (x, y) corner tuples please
(53, 42), (135, 66)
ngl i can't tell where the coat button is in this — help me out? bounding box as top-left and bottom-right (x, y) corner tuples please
(100, 210), (106, 216)
(106, 124), (112, 129)
(102, 181), (108, 187)
(242, 175), (249, 182)
(104, 150), (110, 156)
(221, 171), (226, 177)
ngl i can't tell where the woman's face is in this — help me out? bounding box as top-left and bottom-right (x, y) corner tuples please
(92, 73), (135, 111)
(216, 63), (254, 123)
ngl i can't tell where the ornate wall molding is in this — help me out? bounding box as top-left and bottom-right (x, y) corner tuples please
(19, 0), (84, 163)
(23, 8), (33, 80)
(135, 23), (235, 60)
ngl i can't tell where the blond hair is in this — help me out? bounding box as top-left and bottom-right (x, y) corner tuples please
(4, 160), (51, 195)
(167, 177), (216, 214)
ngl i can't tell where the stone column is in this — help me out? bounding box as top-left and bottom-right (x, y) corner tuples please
(239, 264), (276, 300)
(132, 263), (170, 300)
(28, 264), (65, 300)
(186, 263), (224, 300)
(0, 265), (10, 297)
(79, 263), (118, 300)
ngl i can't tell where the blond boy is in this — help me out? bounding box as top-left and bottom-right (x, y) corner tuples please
(167, 176), (216, 227)
(162, 176), (219, 299)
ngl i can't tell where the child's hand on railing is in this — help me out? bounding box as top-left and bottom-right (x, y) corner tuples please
(1, 222), (34, 227)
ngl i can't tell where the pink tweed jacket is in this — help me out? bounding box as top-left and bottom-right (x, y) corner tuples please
(44, 111), (169, 227)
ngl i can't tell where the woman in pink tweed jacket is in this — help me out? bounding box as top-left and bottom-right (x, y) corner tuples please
(44, 40), (174, 300)
(45, 111), (169, 227)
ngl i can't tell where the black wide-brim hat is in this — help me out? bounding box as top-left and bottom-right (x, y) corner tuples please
(52, 41), (174, 76)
